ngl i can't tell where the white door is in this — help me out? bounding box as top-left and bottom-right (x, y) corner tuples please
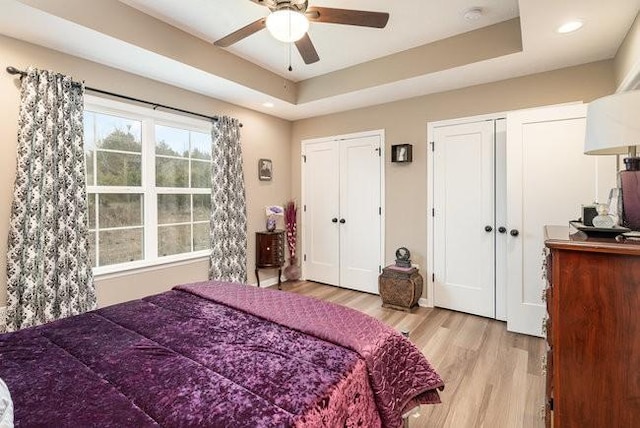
(433, 120), (496, 318)
(302, 141), (340, 285)
(302, 133), (383, 293)
(506, 104), (616, 337)
(339, 135), (382, 293)
(494, 119), (508, 321)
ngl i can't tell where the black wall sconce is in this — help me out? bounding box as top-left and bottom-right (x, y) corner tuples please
(391, 144), (413, 163)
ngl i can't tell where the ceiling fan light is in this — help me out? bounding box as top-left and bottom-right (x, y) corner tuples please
(266, 9), (309, 43)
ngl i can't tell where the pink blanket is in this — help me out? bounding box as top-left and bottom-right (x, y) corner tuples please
(176, 281), (444, 428)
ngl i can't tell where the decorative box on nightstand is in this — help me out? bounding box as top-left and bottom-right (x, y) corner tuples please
(378, 266), (422, 311)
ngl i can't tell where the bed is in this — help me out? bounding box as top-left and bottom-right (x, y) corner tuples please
(0, 281), (444, 427)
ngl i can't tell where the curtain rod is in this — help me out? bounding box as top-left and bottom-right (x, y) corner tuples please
(6, 66), (242, 127)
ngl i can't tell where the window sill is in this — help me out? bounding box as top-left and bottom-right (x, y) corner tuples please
(93, 251), (210, 280)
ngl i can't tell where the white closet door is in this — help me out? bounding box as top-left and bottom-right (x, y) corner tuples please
(433, 120), (496, 318)
(303, 141), (340, 285)
(339, 135), (381, 294)
(506, 104), (616, 337)
(494, 118), (508, 321)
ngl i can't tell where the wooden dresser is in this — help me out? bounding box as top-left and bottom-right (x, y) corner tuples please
(544, 226), (640, 427)
(255, 230), (285, 289)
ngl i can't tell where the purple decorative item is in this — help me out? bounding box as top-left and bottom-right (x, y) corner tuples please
(620, 158), (640, 230)
(266, 216), (276, 231)
(283, 200), (300, 280)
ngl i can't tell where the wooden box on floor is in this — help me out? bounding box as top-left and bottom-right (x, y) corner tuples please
(378, 266), (422, 311)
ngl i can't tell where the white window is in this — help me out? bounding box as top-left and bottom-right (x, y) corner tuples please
(84, 95), (212, 275)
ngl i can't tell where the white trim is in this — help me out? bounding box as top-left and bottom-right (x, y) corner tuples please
(427, 102), (581, 130)
(93, 251), (210, 278)
(426, 123), (435, 308)
(379, 132), (386, 281)
(300, 129), (385, 287)
(97, 148), (142, 156)
(87, 186), (144, 193)
(155, 187), (211, 194)
(85, 94), (212, 131)
(300, 144), (307, 280)
(248, 275), (281, 289)
(90, 224), (143, 232)
(85, 94), (214, 274)
(300, 128), (385, 145)
(418, 298), (429, 308)
(617, 57), (640, 93)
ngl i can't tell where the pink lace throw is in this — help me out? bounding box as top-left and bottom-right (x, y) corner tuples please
(176, 281), (444, 428)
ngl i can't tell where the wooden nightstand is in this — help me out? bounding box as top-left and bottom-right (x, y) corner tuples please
(378, 266), (422, 311)
(255, 230), (285, 289)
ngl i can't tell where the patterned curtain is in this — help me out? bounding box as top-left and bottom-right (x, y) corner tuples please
(209, 116), (247, 283)
(5, 67), (95, 332)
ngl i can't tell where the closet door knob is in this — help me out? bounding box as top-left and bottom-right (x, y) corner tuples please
(485, 225), (493, 232)
(339, 218), (346, 224)
(331, 218), (338, 223)
(498, 226), (507, 233)
(510, 229), (520, 237)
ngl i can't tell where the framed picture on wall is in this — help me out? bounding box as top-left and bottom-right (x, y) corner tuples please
(391, 144), (413, 163)
(259, 158), (273, 181)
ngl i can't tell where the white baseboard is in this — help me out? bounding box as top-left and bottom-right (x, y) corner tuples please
(418, 298), (432, 308)
(0, 306), (6, 333)
(248, 275), (281, 289)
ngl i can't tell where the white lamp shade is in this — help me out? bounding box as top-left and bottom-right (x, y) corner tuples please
(585, 90), (640, 155)
(266, 9), (309, 43)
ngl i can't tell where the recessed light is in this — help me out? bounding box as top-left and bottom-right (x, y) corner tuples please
(463, 7), (483, 21)
(557, 20), (583, 34)
(262, 102), (274, 108)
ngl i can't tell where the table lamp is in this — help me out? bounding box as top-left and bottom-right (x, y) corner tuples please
(585, 90), (640, 230)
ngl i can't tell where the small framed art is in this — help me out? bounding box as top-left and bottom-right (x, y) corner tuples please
(391, 144), (413, 163)
(259, 158), (273, 181)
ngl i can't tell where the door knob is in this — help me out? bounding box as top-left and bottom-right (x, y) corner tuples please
(485, 225), (493, 232)
(339, 218), (346, 224)
(498, 226), (507, 234)
(510, 229), (520, 237)
(331, 218), (338, 223)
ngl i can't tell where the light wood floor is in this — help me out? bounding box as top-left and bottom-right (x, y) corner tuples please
(278, 281), (546, 428)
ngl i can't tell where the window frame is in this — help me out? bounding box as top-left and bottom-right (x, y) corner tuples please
(85, 95), (212, 276)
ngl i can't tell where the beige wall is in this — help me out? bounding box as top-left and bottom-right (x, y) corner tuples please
(291, 60), (617, 298)
(0, 34), (292, 308)
(0, 32), (620, 309)
(614, 12), (640, 90)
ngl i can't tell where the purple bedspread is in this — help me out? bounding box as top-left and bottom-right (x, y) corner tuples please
(177, 281), (444, 428)
(0, 281), (443, 427)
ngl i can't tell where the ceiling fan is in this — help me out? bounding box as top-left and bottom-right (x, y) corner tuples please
(214, 0), (390, 65)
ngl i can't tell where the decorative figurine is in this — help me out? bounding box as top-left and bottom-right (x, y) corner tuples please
(395, 247), (411, 268)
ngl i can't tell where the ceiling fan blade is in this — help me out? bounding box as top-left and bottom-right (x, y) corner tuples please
(248, 0), (277, 10)
(306, 7), (389, 28)
(295, 33), (320, 64)
(214, 18), (266, 47)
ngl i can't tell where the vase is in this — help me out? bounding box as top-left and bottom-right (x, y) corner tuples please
(283, 257), (301, 281)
